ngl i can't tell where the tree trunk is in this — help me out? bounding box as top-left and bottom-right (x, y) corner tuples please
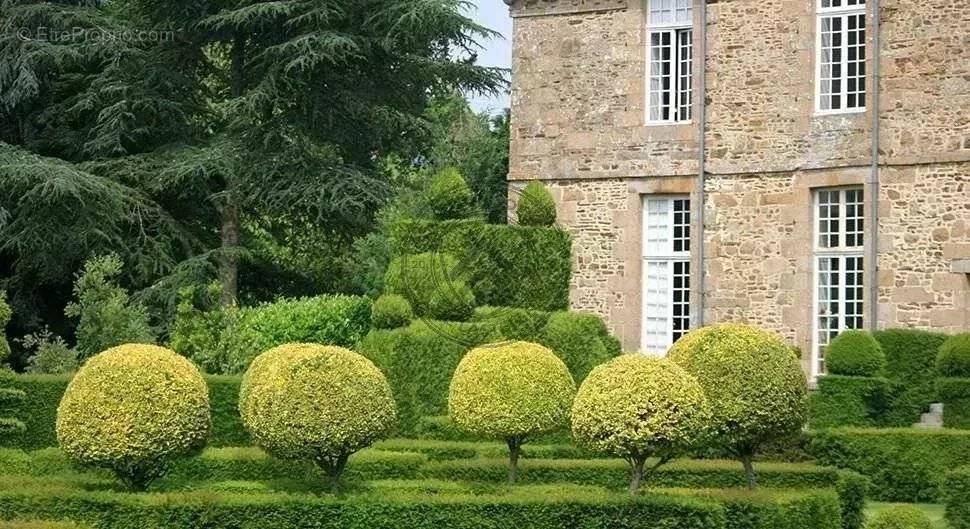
(219, 204), (240, 307)
(507, 438), (522, 483)
(628, 457), (646, 495)
(741, 453), (758, 490)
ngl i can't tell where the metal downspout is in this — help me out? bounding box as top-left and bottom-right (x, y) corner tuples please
(696, 0), (708, 326)
(867, 0), (881, 330)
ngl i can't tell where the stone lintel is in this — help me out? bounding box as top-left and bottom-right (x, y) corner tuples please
(953, 260), (970, 274)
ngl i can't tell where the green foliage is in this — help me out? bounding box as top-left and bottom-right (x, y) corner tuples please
(448, 342), (576, 442)
(371, 295), (414, 330)
(517, 182), (557, 227)
(668, 324), (809, 477)
(471, 306), (552, 342)
(865, 505), (934, 529)
(55, 344), (211, 490)
(826, 331), (886, 377)
(937, 334), (970, 377)
(944, 467), (970, 529)
(239, 344), (396, 484)
(170, 291), (372, 374)
(810, 376), (894, 428)
(390, 219), (572, 311)
(936, 377), (970, 429)
(384, 252), (462, 316)
(873, 329), (950, 426)
(64, 255), (155, 359)
(424, 167), (479, 221)
(0, 293), (11, 364)
(572, 356), (710, 491)
(427, 281), (476, 322)
(19, 330), (78, 375)
(0, 370), (26, 442)
(809, 428), (970, 502)
(542, 311), (620, 383)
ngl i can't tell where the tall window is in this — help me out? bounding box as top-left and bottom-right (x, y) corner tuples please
(813, 188), (865, 377)
(647, 0), (693, 123)
(642, 196), (692, 355)
(817, 0), (866, 113)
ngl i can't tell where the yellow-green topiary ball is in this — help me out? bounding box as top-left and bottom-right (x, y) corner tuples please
(572, 355), (710, 463)
(668, 324), (808, 459)
(56, 344), (211, 490)
(239, 344), (396, 481)
(449, 341), (576, 440)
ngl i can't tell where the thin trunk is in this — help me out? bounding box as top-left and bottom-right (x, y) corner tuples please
(507, 438), (522, 483)
(219, 204), (240, 307)
(741, 453), (757, 490)
(628, 457), (646, 495)
(317, 453), (349, 495)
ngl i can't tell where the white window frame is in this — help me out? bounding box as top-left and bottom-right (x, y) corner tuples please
(815, 0), (867, 115)
(641, 195), (692, 355)
(811, 187), (865, 379)
(645, 0), (693, 125)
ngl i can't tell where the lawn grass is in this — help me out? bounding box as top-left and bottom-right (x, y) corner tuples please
(866, 502), (949, 529)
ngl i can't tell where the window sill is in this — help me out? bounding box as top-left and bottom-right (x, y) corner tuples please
(645, 120), (693, 127)
(814, 108), (866, 117)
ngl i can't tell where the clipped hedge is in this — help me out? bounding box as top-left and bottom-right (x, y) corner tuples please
(809, 376), (894, 428)
(471, 306), (551, 342)
(937, 377), (970, 429)
(809, 428), (970, 502)
(542, 311), (621, 382)
(670, 488), (842, 529)
(873, 329), (949, 425)
(944, 467), (970, 529)
(389, 219), (571, 311)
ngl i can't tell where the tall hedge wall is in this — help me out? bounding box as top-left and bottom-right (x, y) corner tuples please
(872, 329), (950, 425)
(388, 219), (571, 311)
(944, 467), (970, 529)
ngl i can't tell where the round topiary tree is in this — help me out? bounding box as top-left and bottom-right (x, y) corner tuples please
(826, 330), (886, 377)
(937, 333), (970, 378)
(449, 341), (576, 482)
(425, 167), (478, 220)
(427, 280), (476, 322)
(865, 505), (934, 529)
(372, 294), (414, 329)
(239, 343), (396, 491)
(668, 324), (808, 489)
(572, 355), (710, 494)
(517, 182), (556, 227)
(56, 344), (211, 490)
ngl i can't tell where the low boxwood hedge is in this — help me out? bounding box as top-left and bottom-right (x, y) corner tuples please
(809, 427), (970, 502)
(668, 488), (842, 529)
(944, 467), (969, 529)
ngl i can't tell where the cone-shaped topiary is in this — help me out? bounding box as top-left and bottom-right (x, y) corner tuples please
(517, 182), (556, 227)
(572, 355), (710, 494)
(56, 344), (211, 490)
(937, 333), (970, 378)
(239, 343), (396, 491)
(371, 294), (414, 329)
(668, 324), (808, 489)
(826, 330), (886, 377)
(427, 280), (476, 322)
(449, 341), (576, 482)
(384, 252), (462, 316)
(425, 167), (478, 220)
(865, 505), (934, 529)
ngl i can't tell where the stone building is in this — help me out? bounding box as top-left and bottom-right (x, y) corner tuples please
(504, 0), (970, 376)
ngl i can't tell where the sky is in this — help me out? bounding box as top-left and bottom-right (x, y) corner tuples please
(466, 0), (513, 114)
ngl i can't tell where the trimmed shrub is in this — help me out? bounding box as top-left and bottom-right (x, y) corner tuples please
(937, 333), (970, 377)
(55, 344), (211, 490)
(672, 488), (842, 529)
(384, 252), (462, 316)
(937, 377), (970, 429)
(572, 355), (711, 493)
(371, 294), (413, 329)
(542, 311), (620, 383)
(425, 167), (478, 220)
(873, 329), (949, 426)
(449, 341), (576, 481)
(826, 331), (885, 377)
(944, 467), (970, 529)
(427, 280), (476, 322)
(810, 428), (970, 502)
(471, 306), (551, 342)
(239, 344), (396, 489)
(810, 376), (894, 428)
(865, 505), (933, 529)
(389, 219), (572, 311)
(0, 370), (25, 442)
(516, 182), (556, 227)
(668, 324), (808, 488)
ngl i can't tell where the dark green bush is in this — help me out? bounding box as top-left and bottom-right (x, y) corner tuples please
(427, 281), (476, 322)
(0, 292), (11, 364)
(826, 331), (885, 377)
(673, 488), (842, 529)
(809, 376), (894, 428)
(865, 505), (934, 529)
(873, 329), (949, 426)
(411, 414), (574, 445)
(371, 294), (414, 330)
(471, 306), (552, 341)
(541, 311), (619, 382)
(809, 428), (970, 502)
(937, 334), (970, 377)
(944, 467), (970, 529)
(389, 219), (571, 311)
(516, 182), (556, 227)
(425, 167), (478, 220)
(0, 371), (25, 442)
(937, 377), (970, 429)
(384, 252), (462, 316)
